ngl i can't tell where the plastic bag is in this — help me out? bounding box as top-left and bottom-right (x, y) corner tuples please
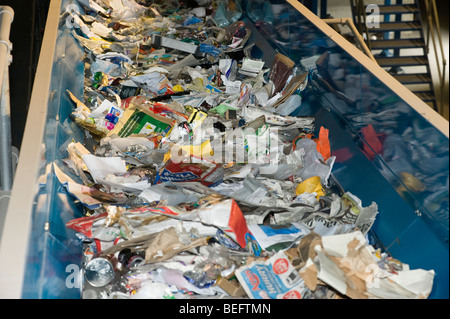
(295, 137), (336, 186)
(314, 126), (331, 162)
(213, 1), (243, 28)
(361, 124), (383, 160)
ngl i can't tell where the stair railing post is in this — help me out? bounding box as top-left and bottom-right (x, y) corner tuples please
(0, 7), (14, 192)
(430, 0), (447, 111)
(424, 0), (446, 114)
(425, 0), (431, 54)
(322, 18), (377, 63)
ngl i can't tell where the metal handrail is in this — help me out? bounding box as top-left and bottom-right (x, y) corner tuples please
(0, 0), (61, 298)
(323, 17), (377, 63)
(424, 0), (447, 115)
(0, 6), (14, 192)
(350, 0), (373, 50)
(358, 0), (372, 50)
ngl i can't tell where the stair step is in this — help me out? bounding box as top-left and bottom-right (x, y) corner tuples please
(376, 56), (428, 67)
(413, 91), (436, 102)
(393, 73), (432, 84)
(370, 38), (426, 49)
(377, 5), (419, 15)
(376, 22), (422, 31)
(354, 4), (419, 15)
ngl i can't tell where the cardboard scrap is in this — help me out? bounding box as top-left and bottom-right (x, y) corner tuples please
(98, 226), (208, 263)
(272, 72), (308, 109)
(215, 272), (247, 297)
(144, 227), (208, 263)
(270, 54), (296, 97)
(298, 231), (435, 299)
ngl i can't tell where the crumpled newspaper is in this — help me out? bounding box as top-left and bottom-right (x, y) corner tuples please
(298, 231), (435, 299)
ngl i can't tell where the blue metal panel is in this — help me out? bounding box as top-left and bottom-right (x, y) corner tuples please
(21, 0), (85, 298)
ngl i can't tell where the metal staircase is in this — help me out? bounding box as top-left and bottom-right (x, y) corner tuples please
(350, 0), (442, 112)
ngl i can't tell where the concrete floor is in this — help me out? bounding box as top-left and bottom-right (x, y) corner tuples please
(324, 0), (449, 120)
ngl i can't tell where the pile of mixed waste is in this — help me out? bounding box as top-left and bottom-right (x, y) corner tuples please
(57, 0), (435, 299)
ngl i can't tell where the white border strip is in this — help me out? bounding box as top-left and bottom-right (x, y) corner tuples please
(287, 0), (449, 138)
(0, 0), (62, 298)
